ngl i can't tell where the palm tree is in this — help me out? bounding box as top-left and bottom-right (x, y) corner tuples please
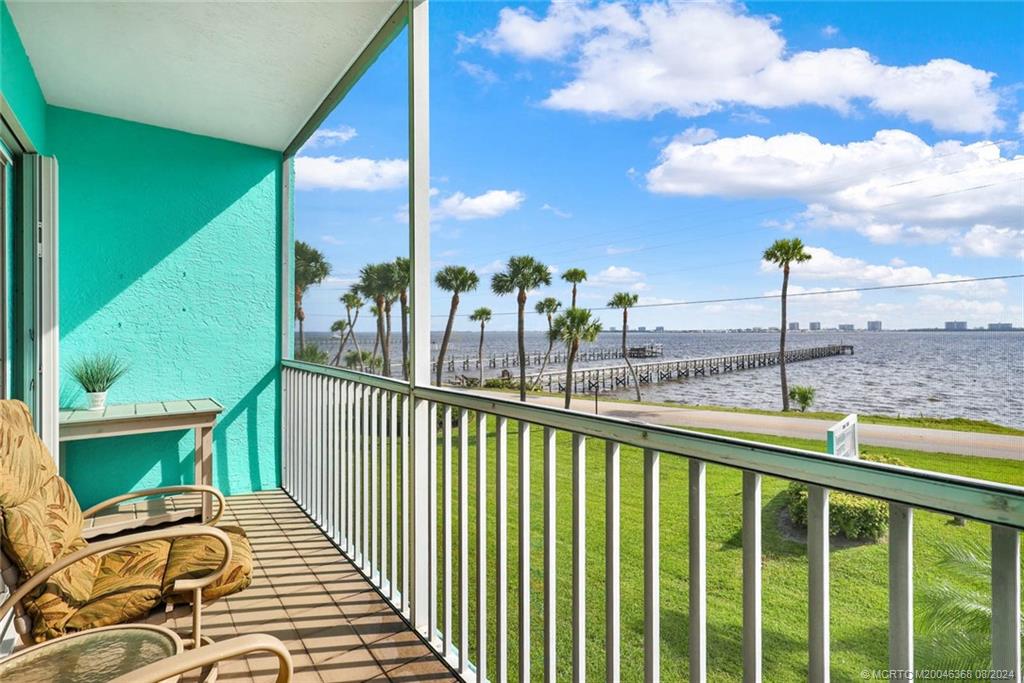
(531, 297), (561, 388)
(491, 256), (553, 401)
(551, 308), (602, 409)
(295, 240), (330, 353)
(330, 319), (349, 365)
(340, 290), (365, 371)
(344, 350), (382, 371)
(393, 257), (410, 379)
(356, 263), (394, 376)
(763, 238), (812, 411)
(469, 307), (492, 387)
(608, 292), (642, 401)
(434, 266), (480, 386)
(561, 268), (588, 308)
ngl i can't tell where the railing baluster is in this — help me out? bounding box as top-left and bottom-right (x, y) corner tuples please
(347, 381), (355, 556)
(606, 441), (620, 683)
(689, 459), (707, 683)
(888, 504), (912, 675)
(459, 407), (470, 676)
(645, 448), (660, 683)
(328, 378), (336, 542)
(429, 402), (438, 643)
(315, 374), (324, 525)
(390, 392), (399, 602)
(443, 405), (453, 659)
(992, 525), (1021, 681)
(476, 410), (488, 683)
(371, 388), (379, 580)
(357, 385), (366, 569)
(808, 484), (830, 683)
(743, 472), (762, 683)
(572, 433), (586, 683)
(380, 390), (389, 588)
(496, 415), (509, 682)
(402, 394), (410, 616)
(519, 421), (531, 682)
(544, 427), (558, 683)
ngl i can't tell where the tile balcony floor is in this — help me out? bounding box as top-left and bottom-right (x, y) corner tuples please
(153, 490), (455, 682)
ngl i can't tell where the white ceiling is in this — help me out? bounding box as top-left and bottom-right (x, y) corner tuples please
(8, 1), (402, 151)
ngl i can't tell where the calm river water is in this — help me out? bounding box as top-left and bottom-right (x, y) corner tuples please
(306, 330), (1024, 428)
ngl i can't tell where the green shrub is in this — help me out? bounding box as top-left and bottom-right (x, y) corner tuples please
(295, 345), (329, 365)
(785, 481), (889, 542)
(788, 384), (816, 412)
(482, 377), (540, 392)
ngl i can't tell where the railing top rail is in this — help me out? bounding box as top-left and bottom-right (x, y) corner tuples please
(282, 360), (1024, 529)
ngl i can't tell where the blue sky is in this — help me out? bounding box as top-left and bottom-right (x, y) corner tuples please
(295, 0), (1024, 332)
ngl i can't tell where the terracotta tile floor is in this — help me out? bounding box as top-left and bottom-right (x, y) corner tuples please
(163, 490), (457, 683)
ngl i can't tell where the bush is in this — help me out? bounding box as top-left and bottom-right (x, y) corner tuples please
(482, 377), (540, 392)
(785, 435), (907, 542)
(295, 345), (329, 365)
(788, 384), (816, 412)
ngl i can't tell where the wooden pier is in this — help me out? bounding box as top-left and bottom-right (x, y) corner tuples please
(431, 344), (664, 373)
(533, 344), (854, 394)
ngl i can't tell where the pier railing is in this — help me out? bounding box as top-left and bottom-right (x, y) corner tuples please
(430, 344), (664, 374)
(281, 358), (1022, 682)
(535, 343), (854, 393)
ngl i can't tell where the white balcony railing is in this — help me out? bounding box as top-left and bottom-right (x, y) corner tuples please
(281, 359), (1023, 683)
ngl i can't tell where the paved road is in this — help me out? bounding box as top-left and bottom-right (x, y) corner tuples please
(483, 393), (1024, 460)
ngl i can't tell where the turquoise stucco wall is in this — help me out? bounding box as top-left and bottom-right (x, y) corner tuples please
(0, 2), (47, 152)
(48, 107), (282, 507)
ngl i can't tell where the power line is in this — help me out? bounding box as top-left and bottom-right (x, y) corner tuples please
(305, 273), (1024, 319)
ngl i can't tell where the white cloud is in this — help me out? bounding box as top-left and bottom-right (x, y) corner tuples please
(435, 190), (525, 221)
(302, 125), (357, 149)
(730, 111), (770, 125)
(761, 246), (1007, 298)
(1018, 112), (1024, 135)
(295, 155), (407, 191)
(953, 225), (1024, 259)
(459, 61), (499, 84)
(321, 235), (344, 246)
(589, 265), (647, 291)
(916, 295), (1006, 317)
(821, 25), (840, 38)
(605, 245), (641, 255)
(483, 2), (1001, 133)
(541, 203), (572, 218)
(647, 128), (1023, 247)
(762, 284), (862, 304)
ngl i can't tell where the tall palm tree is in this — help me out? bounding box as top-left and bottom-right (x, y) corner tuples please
(381, 265), (405, 379)
(551, 308), (602, 409)
(532, 297), (561, 388)
(434, 266), (480, 386)
(356, 263), (394, 376)
(294, 240), (330, 353)
(608, 292), (642, 401)
(330, 319), (349, 365)
(393, 257), (410, 379)
(763, 238), (812, 411)
(340, 290), (364, 371)
(469, 307), (492, 387)
(491, 256), (552, 401)
(561, 268), (588, 308)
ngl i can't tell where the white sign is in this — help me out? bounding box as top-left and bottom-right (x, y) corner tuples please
(827, 414), (859, 459)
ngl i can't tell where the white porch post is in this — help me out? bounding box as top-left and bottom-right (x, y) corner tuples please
(407, 0), (431, 635)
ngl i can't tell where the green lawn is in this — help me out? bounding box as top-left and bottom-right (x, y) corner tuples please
(422, 415), (1023, 682)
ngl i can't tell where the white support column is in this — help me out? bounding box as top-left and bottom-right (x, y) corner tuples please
(644, 449), (660, 683)
(808, 485), (830, 683)
(689, 459), (707, 683)
(742, 472), (762, 683)
(606, 441), (621, 683)
(888, 504), (913, 675)
(407, 0), (431, 637)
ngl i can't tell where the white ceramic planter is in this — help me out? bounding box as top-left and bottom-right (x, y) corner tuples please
(86, 391), (108, 411)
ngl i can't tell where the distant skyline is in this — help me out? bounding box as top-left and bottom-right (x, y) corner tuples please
(295, 1), (1024, 333)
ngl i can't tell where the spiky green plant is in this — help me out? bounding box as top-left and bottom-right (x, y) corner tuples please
(69, 355), (129, 393)
(788, 385), (816, 412)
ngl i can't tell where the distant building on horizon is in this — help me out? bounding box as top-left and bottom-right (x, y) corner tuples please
(988, 322), (1013, 331)
(788, 322), (800, 331)
(655, 326), (665, 332)
(637, 326), (647, 332)
(867, 320), (882, 331)
(945, 321), (968, 331)
(838, 324), (855, 331)
(608, 326), (618, 332)
(809, 322), (821, 331)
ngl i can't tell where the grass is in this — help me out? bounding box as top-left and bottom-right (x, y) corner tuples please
(415, 414), (1023, 682)
(484, 387), (1024, 436)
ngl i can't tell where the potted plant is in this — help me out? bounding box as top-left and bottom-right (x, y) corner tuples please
(69, 354), (129, 411)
